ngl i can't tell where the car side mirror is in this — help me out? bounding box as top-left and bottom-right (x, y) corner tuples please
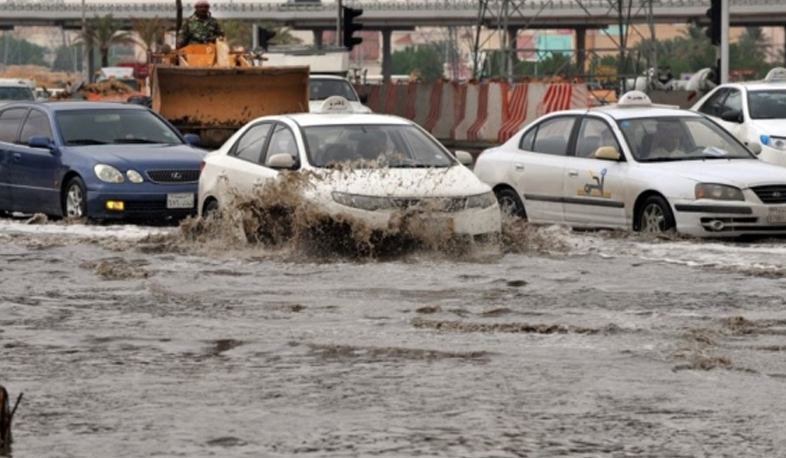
(28, 136), (54, 150)
(454, 150), (474, 166)
(183, 133), (201, 146)
(748, 142), (763, 155)
(594, 146), (621, 161)
(720, 109), (743, 123)
(359, 94), (368, 104)
(267, 153), (295, 169)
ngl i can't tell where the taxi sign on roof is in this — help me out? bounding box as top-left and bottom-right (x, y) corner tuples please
(617, 90), (652, 106)
(318, 96), (353, 114)
(763, 67), (786, 82)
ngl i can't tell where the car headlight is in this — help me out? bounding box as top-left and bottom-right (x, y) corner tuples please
(760, 135), (786, 151)
(126, 170), (144, 184)
(94, 164), (124, 183)
(695, 183), (744, 201)
(332, 192), (395, 211)
(465, 191), (497, 209)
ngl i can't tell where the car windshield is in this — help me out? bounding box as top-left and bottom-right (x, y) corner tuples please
(309, 79), (359, 102)
(0, 86), (34, 101)
(303, 124), (457, 168)
(747, 89), (786, 119)
(618, 116), (755, 162)
(56, 109), (184, 146)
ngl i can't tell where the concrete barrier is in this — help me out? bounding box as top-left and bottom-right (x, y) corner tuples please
(422, 82), (444, 134)
(498, 83), (529, 143)
(413, 83), (433, 126)
(470, 81), (507, 143)
(454, 83), (483, 141)
(432, 82), (456, 140)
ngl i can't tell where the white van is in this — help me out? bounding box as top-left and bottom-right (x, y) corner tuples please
(0, 78), (35, 103)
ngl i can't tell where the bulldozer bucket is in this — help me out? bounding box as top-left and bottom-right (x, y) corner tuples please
(151, 65), (310, 148)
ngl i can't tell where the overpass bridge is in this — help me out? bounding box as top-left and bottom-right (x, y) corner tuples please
(0, 0), (785, 29)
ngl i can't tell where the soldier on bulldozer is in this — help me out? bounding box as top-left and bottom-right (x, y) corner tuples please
(177, 0), (225, 49)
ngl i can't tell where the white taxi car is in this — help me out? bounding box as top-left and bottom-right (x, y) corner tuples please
(691, 67), (786, 166)
(474, 91), (786, 238)
(198, 96), (501, 242)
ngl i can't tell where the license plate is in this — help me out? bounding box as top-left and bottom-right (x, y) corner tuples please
(167, 193), (194, 209)
(766, 206), (786, 224)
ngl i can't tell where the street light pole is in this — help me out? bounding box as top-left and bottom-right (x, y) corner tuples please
(81, 0), (87, 81)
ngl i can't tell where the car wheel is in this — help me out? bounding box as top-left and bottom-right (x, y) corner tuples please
(63, 177), (87, 219)
(203, 199), (219, 218)
(637, 195), (675, 233)
(495, 187), (527, 220)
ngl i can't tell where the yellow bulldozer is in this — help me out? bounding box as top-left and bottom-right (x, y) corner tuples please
(150, 40), (310, 148)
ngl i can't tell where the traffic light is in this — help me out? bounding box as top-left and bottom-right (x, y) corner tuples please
(705, 0), (721, 46)
(257, 27), (276, 52)
(342, 6), (363, 51)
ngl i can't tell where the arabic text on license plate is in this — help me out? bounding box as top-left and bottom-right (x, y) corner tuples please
(766, 206), (786, 224)
(167, 193), (194, 209)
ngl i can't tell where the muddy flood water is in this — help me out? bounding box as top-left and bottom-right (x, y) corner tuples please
(2, 208), (786, 457)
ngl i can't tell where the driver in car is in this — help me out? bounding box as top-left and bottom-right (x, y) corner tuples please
(649, 122), (688, 159)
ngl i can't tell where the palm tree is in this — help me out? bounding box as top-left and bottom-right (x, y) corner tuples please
(132, 17), (172, 56)
(77, 15), (136, 68)
(220, 20), (303, 51)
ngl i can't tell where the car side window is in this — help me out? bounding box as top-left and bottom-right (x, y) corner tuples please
(0, 108), (29, 143)
(19, 109), (53, 145)
(698, 88), (730, 117)
(263, 124), (298, 167)
(518, 127), (536, 151)
(722, 89), (742, 115)
(532, 117), (575, 156)
(575, 117), (618, 158)
(233, 123), (272, 163)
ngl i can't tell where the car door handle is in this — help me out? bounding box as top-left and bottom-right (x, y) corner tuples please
(515, 162), (524, 171)
(12, 153), (21, 162)
(567, 169), (579, 177)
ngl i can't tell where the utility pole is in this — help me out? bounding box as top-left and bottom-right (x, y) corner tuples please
(720, 0), (729, 83)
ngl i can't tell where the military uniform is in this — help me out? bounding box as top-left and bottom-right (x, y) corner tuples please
(177, 14), (224, 48)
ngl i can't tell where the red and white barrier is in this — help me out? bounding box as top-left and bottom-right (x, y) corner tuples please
(432, 83), (456, 140)
(450, 84), (467, 140)
(422, 82), (444, 134)
(453, 83), (483, 141)
(497, 84), (529, 143)
(469, 82), (507, 143)
(404, 83), (419, 120)
(365, 84), (384, 113)
(412, 83), (433, 126)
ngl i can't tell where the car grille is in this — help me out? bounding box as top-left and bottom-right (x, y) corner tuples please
(146, 169), (200, 184)
(751, 185), (786, 205)
(390, 197), (468, 212)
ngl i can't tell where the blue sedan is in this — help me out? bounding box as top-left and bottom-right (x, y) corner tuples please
(0, 101), (206, 221)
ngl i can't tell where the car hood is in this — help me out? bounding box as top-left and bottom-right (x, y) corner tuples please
(308, 100), (372, 114)
(65, 144), (207, 168)
(310, 165), (491, 197)
(648, 159), (786, 187)
(749, 119), (786, 136)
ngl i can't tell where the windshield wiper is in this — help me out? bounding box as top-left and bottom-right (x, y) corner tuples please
(67, 139), (107, 145)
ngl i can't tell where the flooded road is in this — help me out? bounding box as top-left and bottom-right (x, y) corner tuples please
(2, 217), (786, 457)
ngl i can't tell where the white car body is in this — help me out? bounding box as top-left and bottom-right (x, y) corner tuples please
(198, 99), (500, 241)
(474, 90), (786, 238)
(690, 67), (786, 167)
(308, 75), (371, 114)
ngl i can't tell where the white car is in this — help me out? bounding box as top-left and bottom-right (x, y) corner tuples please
(474, 90), (786, 238)
(198, 96), (501, 243)
(690, 67), (786, 166)
(309, 75), (371, 114)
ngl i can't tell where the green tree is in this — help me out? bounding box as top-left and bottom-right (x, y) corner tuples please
(390, 45), (444, 81)
(52, 44), (82, 72)
(0, 35), (47, 66)
(220, 20), (302, 51)
(730, 27), (770, 78)
(77, 15), (136, 68)
(133, 17), (172, 55)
